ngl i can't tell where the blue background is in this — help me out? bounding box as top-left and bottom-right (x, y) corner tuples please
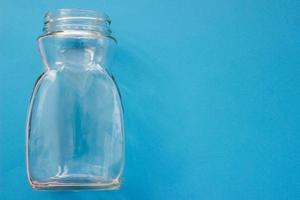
(0, 0), (299, 199)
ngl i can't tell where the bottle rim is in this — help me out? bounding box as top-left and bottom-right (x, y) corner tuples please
(41, 9), (115, 40)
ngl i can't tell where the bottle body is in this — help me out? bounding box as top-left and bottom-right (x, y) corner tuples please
(26, 10), (124, 190)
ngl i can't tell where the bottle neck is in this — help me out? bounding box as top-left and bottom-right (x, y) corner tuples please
(39, 35), (113, 71)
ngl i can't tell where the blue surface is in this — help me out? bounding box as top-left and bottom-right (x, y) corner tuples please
(0, 0), (299, 199)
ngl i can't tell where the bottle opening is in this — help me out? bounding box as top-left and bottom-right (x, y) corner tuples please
(42, 9), (112, 37)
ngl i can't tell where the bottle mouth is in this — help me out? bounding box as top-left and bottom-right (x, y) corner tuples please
(42, 9), (113, 38)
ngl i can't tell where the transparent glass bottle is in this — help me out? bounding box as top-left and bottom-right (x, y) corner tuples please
(26, 9), (124, 190)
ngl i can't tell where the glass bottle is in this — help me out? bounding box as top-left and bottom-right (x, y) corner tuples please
(26, 9), (124, 190)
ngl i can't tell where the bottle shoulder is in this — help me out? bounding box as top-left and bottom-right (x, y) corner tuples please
(32, 68), (120, 98)
(37, 67), (114, 83)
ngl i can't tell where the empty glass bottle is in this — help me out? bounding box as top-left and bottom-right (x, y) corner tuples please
(26, 9), (124, 190)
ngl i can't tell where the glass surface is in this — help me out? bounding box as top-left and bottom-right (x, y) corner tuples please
(26, 9), (124, 190)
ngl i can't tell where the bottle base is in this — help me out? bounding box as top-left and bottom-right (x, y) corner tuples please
(29, 178), (120, 191)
